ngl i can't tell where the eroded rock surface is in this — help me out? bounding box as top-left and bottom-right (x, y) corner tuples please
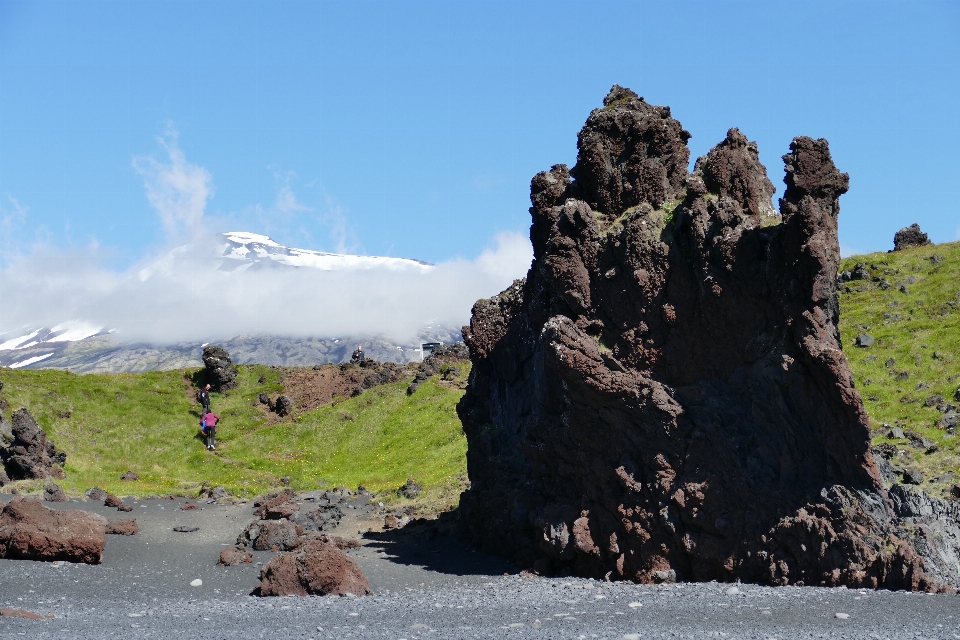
(457, 85), (960, 591)
(0, 408), (67, 483)
(892, 223), (931, 251)
(256, 538), (371, 597)
(0, 497), (107, 563)
(202, 345), (238, 392)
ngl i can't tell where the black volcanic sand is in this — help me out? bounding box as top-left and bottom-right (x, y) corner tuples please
(1, 495), (958, 639)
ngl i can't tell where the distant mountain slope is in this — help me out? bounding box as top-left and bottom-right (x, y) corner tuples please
(838, 240), (960, 499)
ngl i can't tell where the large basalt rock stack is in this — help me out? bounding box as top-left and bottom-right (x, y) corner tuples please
(202, 345), (238, 391)
(457, 86), (960, 591)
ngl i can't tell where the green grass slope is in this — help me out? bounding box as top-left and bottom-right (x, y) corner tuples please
(838, 240), (960, 496)
(0, 364), (468, 503)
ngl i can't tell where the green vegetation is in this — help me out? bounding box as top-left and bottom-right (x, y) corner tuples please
(838, 241), (960, 496)
(0, 364), (469, 504)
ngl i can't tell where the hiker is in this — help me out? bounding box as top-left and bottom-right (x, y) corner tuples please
(196, 384), (211, 414)
(351, 345), (365, 363)
(200, 411), (220, 451)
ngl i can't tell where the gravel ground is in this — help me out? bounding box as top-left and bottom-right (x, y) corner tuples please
(1, 495), (958, 639)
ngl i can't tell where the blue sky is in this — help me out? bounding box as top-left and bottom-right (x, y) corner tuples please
(1, 1), (959, 274)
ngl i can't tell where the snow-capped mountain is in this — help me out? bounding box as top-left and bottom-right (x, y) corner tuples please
(0, 233), (458, 372)
(217, 232), (433, 272)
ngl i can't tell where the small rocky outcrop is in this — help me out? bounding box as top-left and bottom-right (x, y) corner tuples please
(457, 86), (960, 591)
(274, 395), (294, 417)
(892, 223), (932, 251)
(254, 489), (300, 519)
(397, 479), (423, 499)
(407, 342), (470, 394)
(120, 470), (139, 481)
(106, 519), (138, 535)
(202, 345), (239, 392)
(84, 487), (108, 502)
(0, 496), (107, 563)
(42, 482), (67, 503)
(198, 483), (228, 501)
(0, 408), (67, 483)
(238, 519), (303, 551)
(256, 538), (371, 597)
(218, 545), (253, 566)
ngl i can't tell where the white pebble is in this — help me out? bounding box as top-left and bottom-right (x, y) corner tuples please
(348, 612), (359, 617)
(190, 579), (202, 587)
(623, 634), (642, 640)
(725, 586), (740, 595)
(628, 601), (643, 608)
(835, 612), (850, 619)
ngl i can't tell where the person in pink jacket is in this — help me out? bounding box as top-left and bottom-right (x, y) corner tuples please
(201, 412), (220, 451)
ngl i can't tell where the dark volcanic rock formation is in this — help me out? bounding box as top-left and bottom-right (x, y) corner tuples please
(202, 345), (239, 391)
(892, 223), (932, 251)
(457, 86), (960, 591)
(0, 408), (67, 483)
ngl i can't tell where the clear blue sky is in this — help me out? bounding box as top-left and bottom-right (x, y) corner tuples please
(2, 0), (959, 269)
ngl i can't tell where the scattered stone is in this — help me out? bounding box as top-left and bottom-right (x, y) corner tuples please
(397, 478), (423, 499)
(257, 392), (269, 405)
(256, 539), (372, 597)
(247, 520), (302, 551)
(835, 612), (850, 620)
(0, 607), (54, 619)
(885, 358), (896, 368)
(173, 526), (199, 533)
(854, 334), (874, 348)
(198, 483), (228, 501)
(84, 487), (108, 502)
(218, 545), (253, 566)
(120, 470), (139, 481)
(289, 504), (343, 532)
(181, 502), (199, 511)
(190, 578), (202, 587)
(43, 482), (68, 503)
(652, 569), (676, 584)
(106, 519), (138, 535)
(926, 395), (944, 407)
(280, 476), (291, 486)
(0, 408), (67, 481)
(903, 469), (925, 485)
(384, 514), (400, 529)
(201, 345), (238, 392)
(258, 374), (267, 384)
(275, 395), (294, 417)
(0, 496), (107, 563)
(892, 223), (931, 251)
(916, 382), (929, 391)
(952, 484), (960, 499)
(117, 503), (133, 513)
(941, 411), (958, 431)
(887, 427), (905, 439)
(104, 494), (122, 508)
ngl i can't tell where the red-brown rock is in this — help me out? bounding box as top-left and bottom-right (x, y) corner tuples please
(254, 489), (300, 519)
(256, 539), (371, 596)
(0, 496), (106, 563)
(457, 86), (960, 591)
(106, 519), (138, 535)
(0, 607), (53, 619)
(218, 545), (253, 566)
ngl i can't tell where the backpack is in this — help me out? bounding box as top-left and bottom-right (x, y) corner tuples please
(200, 417), (207, 434)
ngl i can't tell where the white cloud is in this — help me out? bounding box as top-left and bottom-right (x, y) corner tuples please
(0, 230), (532, 344)
(132, 130), (213, 240)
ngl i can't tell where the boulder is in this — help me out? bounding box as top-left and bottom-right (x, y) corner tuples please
(0, 408), (67, 481)
(42, 483), (68, 503)
(198, 483), (228, 501)
(84, 487), (108, 502)
(855, 334), (875, 348)
(397, 479), (423, 499)
(275, 395), (294, 417)
(202, 345), (238, 392)
(0, 496), (106, 563)
(456, 86), (959, 591)
(106, 519), (138, 535)
(253, 489), (299, 519)
(892, 223), (932, 251)
(218, 545), (253, 566)
(256, 539), (371, 597)
(103, 494), (122, 508)
(120, 471), (139, 481)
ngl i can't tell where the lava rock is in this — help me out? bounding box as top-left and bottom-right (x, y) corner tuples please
(250, 520), (302, 551)
(892, 223), (932, 251)
(289, 504), (343, 532)
(257, 392), (270, 405)
(173, 526), (200, 533)
(407, 342), (470, 394)
(201, 345), (239, 392)
(120, 470), (139, 481)
(397, 479), (423, 499)
(106, 519), (138, 535)
(42, 483), (67, 503)
(275, 395), (294, 417)
(254, 489), (300, 519)
(855, 334), (875, 348)
(942, 411), (958, 430)
(198, 483), (228, 501)
(456, 86), (957, 591)
(0, 408), (67, 481)
(218, 545), (253, 566)
(84, 487), (108, 502)
(256, 539), (371, 597)
(0, 496), (107, 563)
(903, 469), (925, 485)
(103, 494), (122, 508)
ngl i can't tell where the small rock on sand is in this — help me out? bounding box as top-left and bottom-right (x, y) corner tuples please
(106, 519), (138, 536)
(190, 579), (202, 587)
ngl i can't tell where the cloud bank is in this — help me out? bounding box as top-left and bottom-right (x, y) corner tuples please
(0, 134), (532, 345)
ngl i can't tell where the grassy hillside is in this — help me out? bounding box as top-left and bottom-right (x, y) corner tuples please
(838, 240), (960, 496)
(0, 363), (469, 504)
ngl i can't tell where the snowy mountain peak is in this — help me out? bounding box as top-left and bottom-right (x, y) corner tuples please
(219, 232), (434, 272)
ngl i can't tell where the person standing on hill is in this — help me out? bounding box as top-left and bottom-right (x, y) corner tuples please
(351, 345), (365, 363)
(196, 384), (211, 415)
(201, 411), (220, 451)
